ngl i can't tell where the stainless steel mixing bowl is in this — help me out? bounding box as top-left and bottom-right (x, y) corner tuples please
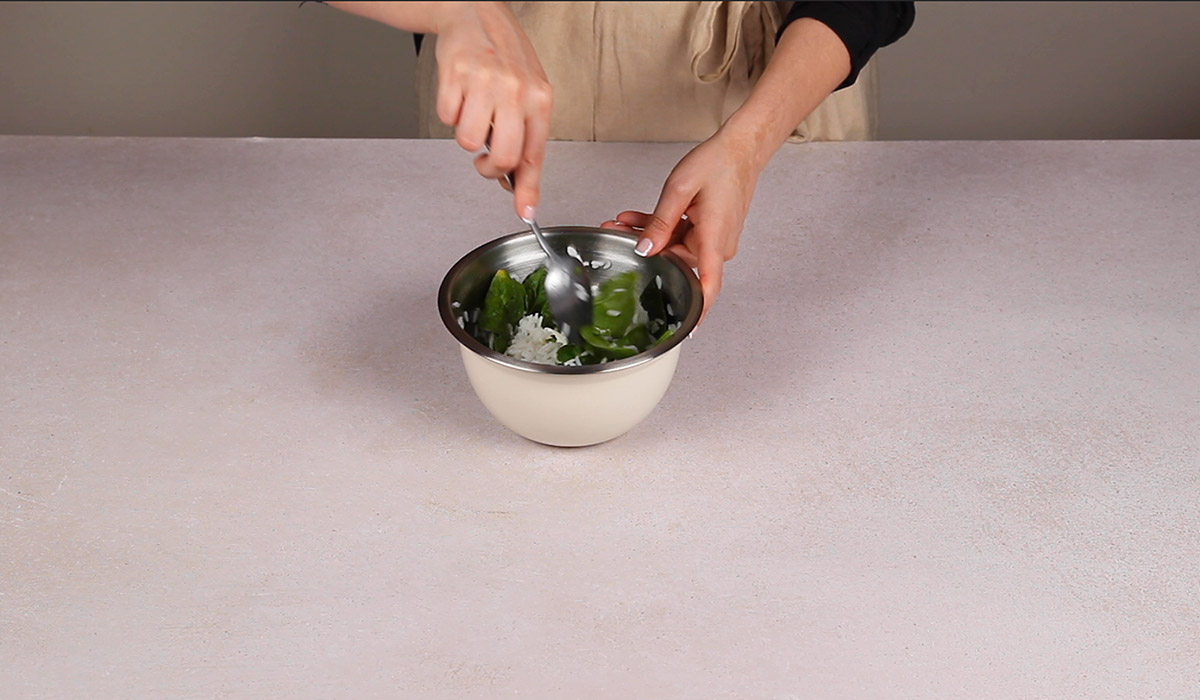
(438, 226), (703, 445)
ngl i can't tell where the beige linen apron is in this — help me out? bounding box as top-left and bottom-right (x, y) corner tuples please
(416, 1), (876, 143)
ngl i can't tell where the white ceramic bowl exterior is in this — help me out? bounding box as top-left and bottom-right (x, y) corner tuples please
(459, 344), (681, 447)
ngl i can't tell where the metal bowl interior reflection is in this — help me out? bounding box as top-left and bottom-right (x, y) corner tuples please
(439, 226), (702, 374)
(438, 226), (703, 447)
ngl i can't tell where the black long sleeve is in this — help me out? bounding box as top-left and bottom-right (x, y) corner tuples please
(782, 2), (916, 90)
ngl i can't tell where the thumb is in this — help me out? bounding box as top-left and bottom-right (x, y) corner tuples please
(634, 181), (692, 258)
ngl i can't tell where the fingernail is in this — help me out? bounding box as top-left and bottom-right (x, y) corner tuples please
(522, 205), (536, 222)
(688, 327), (697, 340)
(634, 238), (653, 257)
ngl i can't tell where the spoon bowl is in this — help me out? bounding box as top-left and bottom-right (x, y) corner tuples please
(521, 216), (593, 344)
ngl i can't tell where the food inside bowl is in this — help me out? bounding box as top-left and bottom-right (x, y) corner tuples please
(455, 266), (680, 366)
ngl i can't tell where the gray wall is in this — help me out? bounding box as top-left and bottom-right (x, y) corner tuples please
(0, 1), (419, 138)
(877, 1), (1200, 140)
(1, 1), (1198, 140)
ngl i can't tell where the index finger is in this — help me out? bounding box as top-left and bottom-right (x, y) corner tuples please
(637, 179), (694, 258)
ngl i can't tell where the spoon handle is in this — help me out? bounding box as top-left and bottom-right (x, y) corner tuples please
(487, 146), (556, 259)
(523, 215), (555, 259)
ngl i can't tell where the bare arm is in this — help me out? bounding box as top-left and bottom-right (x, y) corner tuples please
(603, 18), (851, 319)
(323, 2), (453, 33)
(718, 18), (851, 172)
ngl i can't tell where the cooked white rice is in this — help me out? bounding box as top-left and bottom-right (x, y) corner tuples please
(505, 313), (567, 364)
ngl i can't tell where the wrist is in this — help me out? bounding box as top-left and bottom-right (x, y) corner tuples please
(324, 1), (467, 34)
(429, 2), (471, 34)
(432, 1), (504, 35)
(714, 17), (852, 171)
(714, 110), (780, 175)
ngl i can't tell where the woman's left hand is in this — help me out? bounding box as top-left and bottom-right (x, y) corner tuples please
(600, 129), (761, 324)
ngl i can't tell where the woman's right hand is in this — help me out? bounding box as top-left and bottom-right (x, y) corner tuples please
(432, 2), (552, 221)
(324, 2), (550, 217)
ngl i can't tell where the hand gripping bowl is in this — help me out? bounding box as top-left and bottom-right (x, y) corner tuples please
(438, 226), (703, 447)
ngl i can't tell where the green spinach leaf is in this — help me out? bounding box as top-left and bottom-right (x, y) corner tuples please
(639, 274), (669, 337)
(589, 270), (639, 338)
(556, 344), (583, 364)
(580, 324), (641, 360)
(479, 269), (526, 353)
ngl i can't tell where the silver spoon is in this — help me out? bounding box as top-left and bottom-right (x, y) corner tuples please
(488, 148), (593, 345)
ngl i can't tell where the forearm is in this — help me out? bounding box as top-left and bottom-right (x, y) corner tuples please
(717, 17), (851, 172)
(324, 1), (493, 34)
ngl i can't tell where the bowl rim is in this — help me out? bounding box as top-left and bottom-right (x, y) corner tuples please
(438, 226), (703, 375)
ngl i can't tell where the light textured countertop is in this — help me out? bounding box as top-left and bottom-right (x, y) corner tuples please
(2, 136), (1198, 698)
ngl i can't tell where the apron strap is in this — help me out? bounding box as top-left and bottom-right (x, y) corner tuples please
(689, 1), (782, 84)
